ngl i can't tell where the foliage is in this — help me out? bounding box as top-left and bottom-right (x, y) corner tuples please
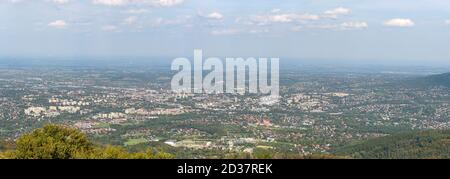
(75, 145), (173, 159)
(3, 124), (173, 159)
(224, 149), (347, 159)
(335, 130), (450, 159)
(14, 125), (94, 159)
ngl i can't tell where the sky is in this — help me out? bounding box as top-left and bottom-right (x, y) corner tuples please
(1, 0), (450, 65)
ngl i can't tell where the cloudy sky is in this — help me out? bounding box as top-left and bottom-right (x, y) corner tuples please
(1, 0), (450, 64)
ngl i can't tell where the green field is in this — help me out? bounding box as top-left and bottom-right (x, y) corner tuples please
(124, 138), (149, 146)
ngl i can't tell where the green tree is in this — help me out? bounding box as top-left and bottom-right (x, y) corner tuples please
(8, 124), (174, 159)
(14, 125), (94, 159)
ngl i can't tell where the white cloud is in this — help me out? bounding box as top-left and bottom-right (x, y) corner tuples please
(211, 28), (240, 35)
(93, 0), (127, 6)
(205, 12), (224, 20)
(306, 24), (338, 30)
(383, 18), (415, 27)
(323, 7), (351, 18)
(48, 20), (68, 29)
(297, 14), (320, 21)
(340, 21), (368, 30)
(50, 0), (70, 4)
(8, 0), (25, 3)
(153, 0), (183, 7)
(10, 0), (70, 4)
(250, 13), (319, 25)
(301, 21), (368, 31)
(249, 28), (269, 34)
(445, 20), (450, 25)
(11, 0), (68, 4)
(270, 14), (294, 23)
(92, 0), (183, 7)
(152, 15), (191, 26)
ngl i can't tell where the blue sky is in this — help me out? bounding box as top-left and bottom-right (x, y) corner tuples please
(1, 0), (450, 65)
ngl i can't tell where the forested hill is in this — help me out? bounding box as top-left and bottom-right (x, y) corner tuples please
(424, 73), (450, 88)
(335, 130), (450, 159)
(407, 72), (450, 88)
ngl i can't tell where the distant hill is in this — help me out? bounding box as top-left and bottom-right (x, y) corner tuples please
(406, 72), (450, 88)
(335, 130), (450, 159)
(423, 72), (450, 88)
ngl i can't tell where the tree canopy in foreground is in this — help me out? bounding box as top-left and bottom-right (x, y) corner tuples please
(1, 124), (173, 159)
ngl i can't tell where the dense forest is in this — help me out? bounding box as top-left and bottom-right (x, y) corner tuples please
(425, 73), (450, 88)
(335, 130), (450, 159)
(405, 72), (450, 88)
